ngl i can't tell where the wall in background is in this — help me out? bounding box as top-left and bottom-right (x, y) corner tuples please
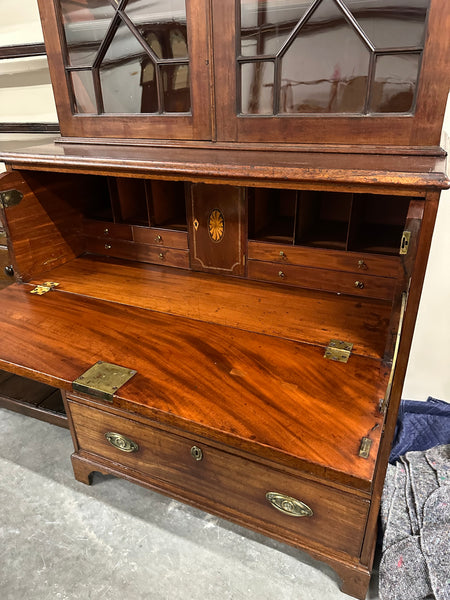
(402, 94), (450, 402)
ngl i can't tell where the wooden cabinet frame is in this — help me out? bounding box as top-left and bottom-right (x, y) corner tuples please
(0, 1), (449, 598)
(213, 0), (450, 148)
(38, 0), (213, 140)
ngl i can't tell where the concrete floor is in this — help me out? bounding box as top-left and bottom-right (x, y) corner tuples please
(0, 408), (380, 600)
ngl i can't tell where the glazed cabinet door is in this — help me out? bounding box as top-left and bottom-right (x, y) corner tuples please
(212, 0), (450, 147)
(38, 0), (212, 140)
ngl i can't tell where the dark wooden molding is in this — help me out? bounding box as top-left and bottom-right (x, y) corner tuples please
(0, 43), (46, 59)
(0, 123), (60, 134)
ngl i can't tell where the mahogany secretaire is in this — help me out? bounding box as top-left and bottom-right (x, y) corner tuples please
(0, 1), (449, 597)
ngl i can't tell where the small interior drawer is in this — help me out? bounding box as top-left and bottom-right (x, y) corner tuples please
(132, 226), (188, 249)
(248, 260), (396, 300)
(83, 220), (133, 241)
(84, 237), (190, 269)
(248, 241), (400, 277)
(69, 399), (369, 556)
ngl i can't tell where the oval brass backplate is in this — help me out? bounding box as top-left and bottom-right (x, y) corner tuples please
(105, 432), (139, 453)
(266, 492), (313, 517)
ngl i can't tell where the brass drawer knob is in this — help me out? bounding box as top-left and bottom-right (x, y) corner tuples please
(190, 445), (203, 461)
(354, 280), (364, 289)
(105, 432), (139, 453)
(159, 252), (165, 260)
(279, 251), (286, 259)
(105, 243), (112, 250)
(266, 492), (313, 517)
(103, 228), (109, 236)
(278, 270), (285, 279)
(155, 235), (163, 243)
(357, 259), (367, 270)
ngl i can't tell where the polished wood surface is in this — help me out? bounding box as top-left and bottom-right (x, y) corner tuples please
(69, 398), (370, 556)
(188, 183), (247, 275)
(248, 260), (396, 301)
(248, 241), (400, 278)
(0, 170), (103, 280)
(29, 255), (392, 359)
(1, 143), (448, 192)
(0, 282), (387, 489)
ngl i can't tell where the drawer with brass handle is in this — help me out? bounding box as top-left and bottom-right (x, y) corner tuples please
(68, 399), (369, 556)
(248, 241), (400, 278)
(248, 260), (396, 301)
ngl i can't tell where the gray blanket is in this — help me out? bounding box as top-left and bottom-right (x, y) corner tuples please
(379, 444), (450, 600)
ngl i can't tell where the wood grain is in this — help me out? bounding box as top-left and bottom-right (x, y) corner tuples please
(69, 399), (369, 556)
(29, 255), (392, 358)
(1, 144), (448, 193)
(0, 282), (388, 489)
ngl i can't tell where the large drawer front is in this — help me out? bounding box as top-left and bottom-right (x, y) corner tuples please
(69, 400), (369, 556)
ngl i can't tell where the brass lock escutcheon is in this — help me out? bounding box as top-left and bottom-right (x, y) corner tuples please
(105, 432), (139, 453)
(190, 445), (203, 461)
(266, 492), (313, 517)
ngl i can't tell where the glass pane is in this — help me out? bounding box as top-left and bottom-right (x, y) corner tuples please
(0, 0), (44, 45)
(240, 0), (313, 57)
(69, 70), (97, 113)
(161, 64), (191, 112)
(241, 61), (274, 114)
(140, 62), (159, 113)
(344, 0), (430, 49)
(59, 0), (116, 67)
(127, 0), (188, 59)
(0, 56), (57, 122)
(370, 53), (421, 113)
(280, 0), (370, 113)
(100, 22), (151, 113)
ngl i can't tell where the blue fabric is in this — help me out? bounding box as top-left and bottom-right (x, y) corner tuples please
(389, 397), (450, 464)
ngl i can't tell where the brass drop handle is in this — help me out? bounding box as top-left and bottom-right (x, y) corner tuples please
(354, 281), (364, 289)
(357, 259), (367, 270)
(190, 445), (203, 461)
(103, 228), (109, 236)
(155, 235), (162, 243)
(279, 251), (286, 259)
(266, 492), (313, 517)
(159, 252), (165, 260)
(105, 432), (139, 453)
(105, 243), (112, 250)
(278, 271), (285, 279)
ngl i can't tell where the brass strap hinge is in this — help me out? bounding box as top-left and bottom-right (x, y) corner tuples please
(72, 361), (137, 402)
(324, 340), (353, 363)
(30, 281), (60, 295)
(400, 231), (411, 255)
(0, 189), (23, 208)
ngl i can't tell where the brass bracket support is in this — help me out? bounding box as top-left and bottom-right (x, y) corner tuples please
(30, 281), (60, 295)
(324, 340), (353, 363)
(72, 361), (137, 402)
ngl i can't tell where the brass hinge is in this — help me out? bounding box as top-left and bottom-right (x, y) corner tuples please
(324, 340), (353, 363)
(400, 231), (411, 255)
(72, 361), (137, 402)
(30, 281), (60, 295)
(0, 189), (23, 208)
(358, 437), (373, 459)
